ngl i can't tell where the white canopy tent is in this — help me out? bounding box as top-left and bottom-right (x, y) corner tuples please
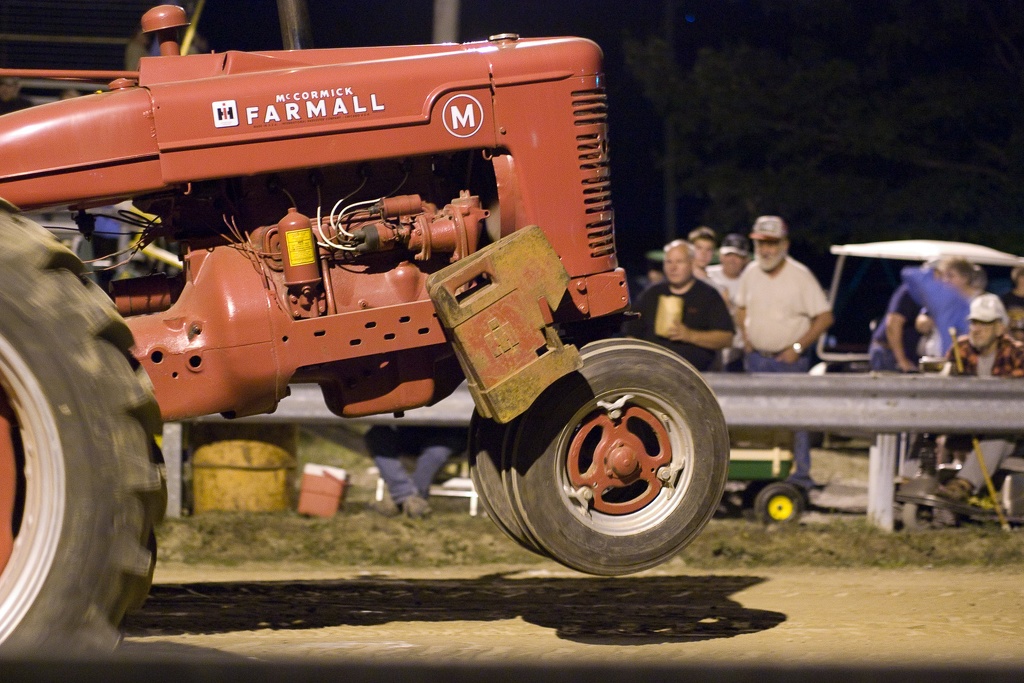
(830, 239), (1024, 267)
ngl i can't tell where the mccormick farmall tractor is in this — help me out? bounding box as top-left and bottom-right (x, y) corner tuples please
(0, 4), (728, 650)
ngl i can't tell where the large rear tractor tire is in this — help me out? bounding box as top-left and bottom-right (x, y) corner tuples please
(500, 338), (729, 576)
(0, 210), (164, 652)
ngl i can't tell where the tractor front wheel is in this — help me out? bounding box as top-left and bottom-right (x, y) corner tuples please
(502, 339), (730, 576)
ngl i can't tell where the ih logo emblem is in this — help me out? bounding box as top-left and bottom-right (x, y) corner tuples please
(441, 94), (484, 138)
(212, 100), (239, 128)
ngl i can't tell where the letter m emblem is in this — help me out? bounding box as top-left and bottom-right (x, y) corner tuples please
(442, 94), (484, 138)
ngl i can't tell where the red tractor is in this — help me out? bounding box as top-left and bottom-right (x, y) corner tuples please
(0, 4), (728, 649)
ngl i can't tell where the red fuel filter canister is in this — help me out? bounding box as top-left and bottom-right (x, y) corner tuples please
(279, 208), (321, 287)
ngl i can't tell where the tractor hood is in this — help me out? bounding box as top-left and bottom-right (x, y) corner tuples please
(0, 87), (163, 210)
(0, 36), (603, 211)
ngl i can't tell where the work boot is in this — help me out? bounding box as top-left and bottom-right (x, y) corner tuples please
(400, 495), (432, 519)
(368, 497), (400, 517)
(936, 477), (974, 503)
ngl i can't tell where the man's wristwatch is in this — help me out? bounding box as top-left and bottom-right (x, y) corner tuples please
(791, 342), (803, 354)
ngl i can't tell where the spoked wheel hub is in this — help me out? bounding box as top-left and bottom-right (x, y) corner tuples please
(566, 402), (673, 515)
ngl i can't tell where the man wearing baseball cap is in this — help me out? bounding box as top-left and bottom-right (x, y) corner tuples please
(947, 293), (1023, 378)
(706, 233), (750, 290)
(706, 233), (751, 371)
(936, 293), (1024, 502)
(734, 216), (833, 490)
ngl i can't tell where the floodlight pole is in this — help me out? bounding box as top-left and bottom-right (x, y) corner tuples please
(663, 0), (677, 243)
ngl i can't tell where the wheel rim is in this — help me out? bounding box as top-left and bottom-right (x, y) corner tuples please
(0, 335), (66, 642)
(566, 405), (672, 515)
(505, 339), (730, 575)
(550, 389), (695, 536)
(0, 393), (15, 572)
(766, 494), (796, 521)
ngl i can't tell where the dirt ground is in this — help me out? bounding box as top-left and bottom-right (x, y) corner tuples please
(120, 560), (1024, 666)
(118, 443), (1024, 667)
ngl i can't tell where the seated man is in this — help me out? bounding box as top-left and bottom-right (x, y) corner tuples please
(936, 294), (1024, 502)
(366, 425), (469, 518)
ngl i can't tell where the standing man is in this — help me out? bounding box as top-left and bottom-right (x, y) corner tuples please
(687, 226), (718, 283)
(902, 257), (984, 355)
(624, 239), (734, 372)
(735, 216), (833, 490)
(706, 233), (751, 298)
(706, 233), (752, 371)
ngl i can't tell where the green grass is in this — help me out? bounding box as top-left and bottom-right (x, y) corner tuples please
(684, 518), (1024, 569)
(156, 505), (544, 568)
(156, 506), (1024, 570)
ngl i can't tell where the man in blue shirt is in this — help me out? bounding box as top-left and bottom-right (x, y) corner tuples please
(901, 258), (983, 356)
(869, 284), (922, 372)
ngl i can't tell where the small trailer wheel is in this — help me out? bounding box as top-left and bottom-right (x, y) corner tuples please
(753, 481), (805, 524)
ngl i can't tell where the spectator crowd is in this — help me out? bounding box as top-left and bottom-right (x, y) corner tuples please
(624, 215), (1024, 502)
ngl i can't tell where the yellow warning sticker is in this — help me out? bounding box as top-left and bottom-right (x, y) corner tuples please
(285, 230), (317, 266)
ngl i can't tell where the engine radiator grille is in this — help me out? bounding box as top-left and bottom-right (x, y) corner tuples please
(572, 88), (615, 260)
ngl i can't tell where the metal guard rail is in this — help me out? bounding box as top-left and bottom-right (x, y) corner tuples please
(163, 373), (1024, 530)
(182, 373), (1024, 434)
(706, 373), (1024, 434)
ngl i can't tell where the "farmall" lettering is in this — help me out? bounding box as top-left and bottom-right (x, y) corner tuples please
(245, 92), (385, 125)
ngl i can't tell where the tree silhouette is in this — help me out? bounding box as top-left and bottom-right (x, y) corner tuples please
(627, 0), (1024, 254)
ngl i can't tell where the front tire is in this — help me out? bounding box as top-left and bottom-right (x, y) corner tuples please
(468, 414), (547, 557)
(505, 339), (730, 576)
(0, 211), (164, 652)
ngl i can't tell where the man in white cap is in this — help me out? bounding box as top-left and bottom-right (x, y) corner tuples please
(706, 233), (751, 371)
(936, 293), (1024, 502)
(706, 232), (751, 300)
(734, 215), (833, 490)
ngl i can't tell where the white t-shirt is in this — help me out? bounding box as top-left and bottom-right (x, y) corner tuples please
(706, 264), (743, 350)
(705, 264), (741, 305)
(735, 256), (831, 353)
